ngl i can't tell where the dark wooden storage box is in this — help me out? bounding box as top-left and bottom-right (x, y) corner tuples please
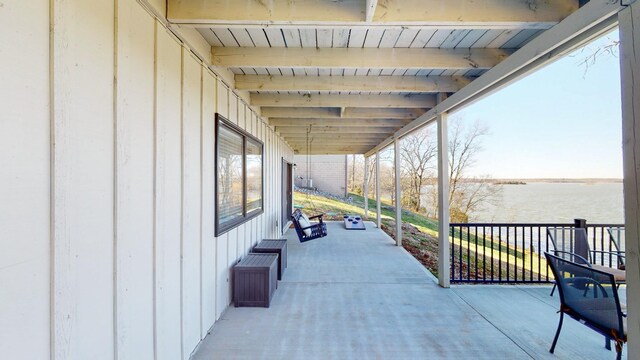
(252, 239), (288, 280)
(233, 253), (278, 308)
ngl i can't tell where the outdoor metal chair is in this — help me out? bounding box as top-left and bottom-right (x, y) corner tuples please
(545, 252), (627, 360)
(547, 227), (625, 296)
(291, 208), (327, 242)
(607, 227), (626, 270)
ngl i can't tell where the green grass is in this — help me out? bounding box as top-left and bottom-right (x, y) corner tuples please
(294, 190), (549, 282)
(295, 191), (439, 235)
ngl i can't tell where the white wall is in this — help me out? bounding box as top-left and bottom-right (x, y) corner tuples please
(0, 0), (294, 359)
(294, 155), (348, 197)
(0, 1), (50, 358)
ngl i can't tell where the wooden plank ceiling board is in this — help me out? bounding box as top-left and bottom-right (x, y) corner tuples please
(169, 0), (578, 29)
(251, 93), (436, 108)
(269, 118), (411, 127)
(235, 75), (470, 92)
(211, 47), (513, 70)
(179, 0), (580, 155)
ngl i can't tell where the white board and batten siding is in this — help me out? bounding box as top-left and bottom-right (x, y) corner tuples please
(52, 0), (116, 359)
(116, 0), (156, 358)
(0, 0), (50, 359)
(0, 0), (293, 359)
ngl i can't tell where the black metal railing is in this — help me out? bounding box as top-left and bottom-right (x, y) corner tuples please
(449, 219), (624, 283)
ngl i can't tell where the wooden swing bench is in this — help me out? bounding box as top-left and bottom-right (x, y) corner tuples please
(291, 208), (327, 242)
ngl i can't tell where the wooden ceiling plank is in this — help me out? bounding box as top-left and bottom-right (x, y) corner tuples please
(212, 47), (513, 70)
(236, 74), (470, 92)
(270, 118), (411, 127)
(251, 93), (436, 108)
(277, 126), (398, 133)
(169, 0), (578, 30)
(261, 107), (428, 119)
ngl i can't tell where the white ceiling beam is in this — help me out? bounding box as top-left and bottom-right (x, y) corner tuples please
(235, 75), (470, 93)
(293, 147), (375, 155)
(251, 93), (436, 108)
(365, 0), (623, 157)
(373, 0), (578, 25)
(295, 150), (372, 155)
(277, 126), (397, 134)
(270, 118), (411, 127)
(261, 107), (428, 119)
(284, 134), (389, 141)
(213, 47), (512, 70)
(169, 0), (578, 30)
(366, 0), (378, 22)
(285, 139), (377, 148)
(283, 132), (389, 138)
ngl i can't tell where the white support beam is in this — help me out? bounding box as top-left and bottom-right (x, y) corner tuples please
(375, 152), (382, 228)
(270, 118), (411, 127)
(283, 134), (389, 141)
(293, 146), (372, 155)
(394, 138), (402, 247)
(366, 0), (378, 22)
(366, 0), (623, 157)
(286, 140), (386, 147)
(291, 145), (374, 151)
(252, 93), (436, 108)
(436, 110), (450, 288)
(364, 157), (369, 218)
(277, 126), (397, 134)
(235, 75), (470, 93)
(169, 0), (577, 29)
(213, 47), (512, 70)
(619, 3), (640, 358)
(295, 150), (373, 155)
(262, 107), (428, 119)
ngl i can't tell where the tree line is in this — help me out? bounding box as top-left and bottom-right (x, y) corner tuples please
(348, 119), (501, 223)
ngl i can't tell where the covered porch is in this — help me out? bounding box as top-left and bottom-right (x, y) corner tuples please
(193, 222), (624, 359)
(3, 0), (640, 359)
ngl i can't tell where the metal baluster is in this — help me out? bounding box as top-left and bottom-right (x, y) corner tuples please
(491, 226), (495, 282)
(467, 226), (471, 281)
(451, 225), (455, 281)
(482, 226), (487, 282)
(474, 226), (478, 281)
(506, 227), (510, 282)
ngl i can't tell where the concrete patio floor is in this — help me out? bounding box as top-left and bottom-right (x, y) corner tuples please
(192, 222), (627, 360)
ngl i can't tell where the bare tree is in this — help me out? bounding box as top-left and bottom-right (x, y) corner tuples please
(445, 120), (501, 222)
(379, 150), (396, 205)
(399, 127), (437, 211)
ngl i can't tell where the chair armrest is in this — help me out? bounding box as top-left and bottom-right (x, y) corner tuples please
(308, 213), (324, 220)
(591, 250), (625, 259)
(553, 251), (592, 266)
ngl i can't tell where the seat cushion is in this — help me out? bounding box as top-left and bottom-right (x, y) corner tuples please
(591, 264), (626, 282)
(298, 213), (312, 236)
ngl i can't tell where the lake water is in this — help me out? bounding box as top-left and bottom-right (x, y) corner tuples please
(469, 182), (624, 224)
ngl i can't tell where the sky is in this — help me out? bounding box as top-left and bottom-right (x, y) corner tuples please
(451, 29), (622, 179)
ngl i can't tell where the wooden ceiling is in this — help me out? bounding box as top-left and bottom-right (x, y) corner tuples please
(168, 0), (580, 154)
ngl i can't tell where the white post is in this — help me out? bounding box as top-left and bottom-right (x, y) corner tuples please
(437, 107), (450, 288)
(364, 156), (369, 218)
(619, 4), (640, 358)
(394, 138), (402, 246)
(375, 151), (381, 228)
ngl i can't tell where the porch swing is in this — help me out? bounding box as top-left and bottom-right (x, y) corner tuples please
(290, 126), (328, 242)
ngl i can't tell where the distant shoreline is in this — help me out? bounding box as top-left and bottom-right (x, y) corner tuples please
(492, 178), (622, 184)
